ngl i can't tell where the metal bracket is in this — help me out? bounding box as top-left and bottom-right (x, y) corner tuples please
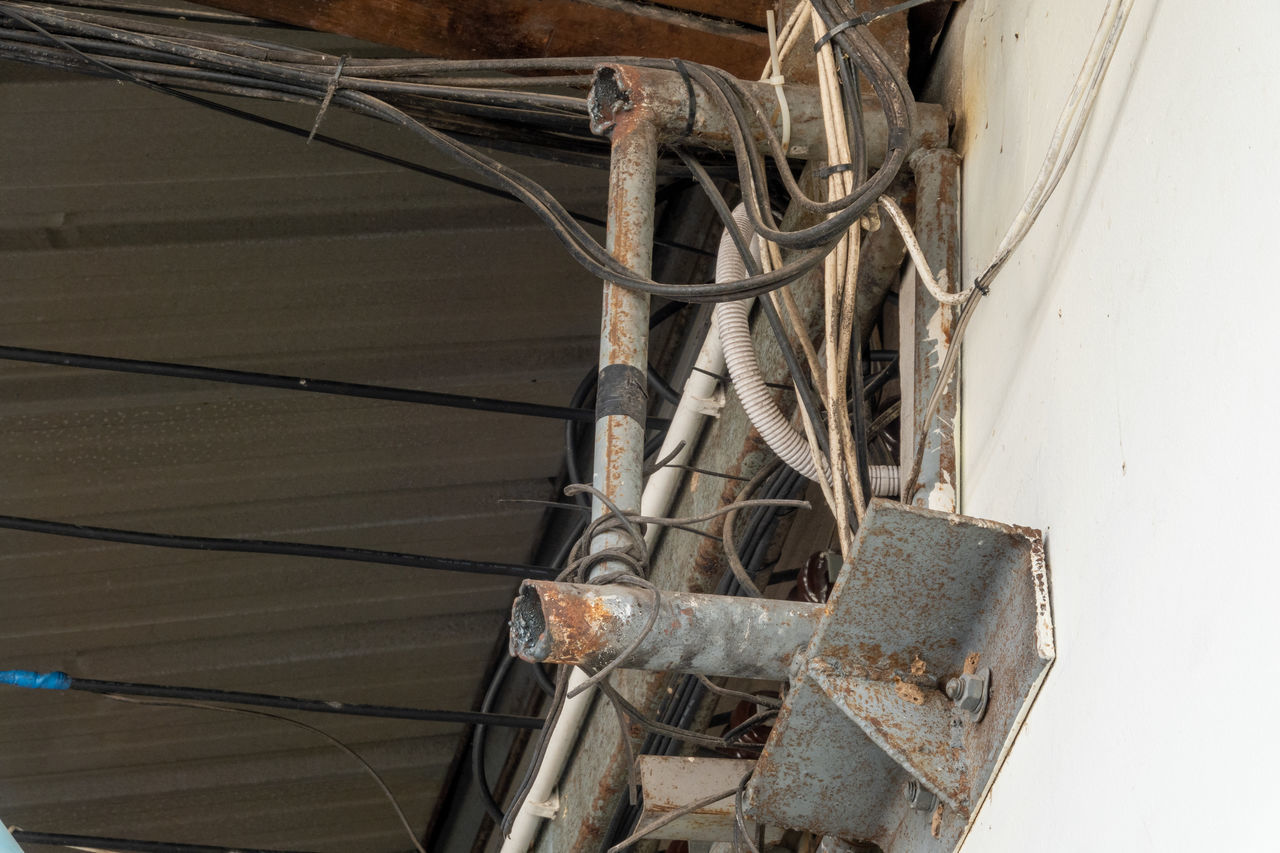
(635, 757), (782, 844)
(746, 500), (1054, 851)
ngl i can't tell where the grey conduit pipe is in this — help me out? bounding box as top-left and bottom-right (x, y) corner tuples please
(713, 205), (899, 496)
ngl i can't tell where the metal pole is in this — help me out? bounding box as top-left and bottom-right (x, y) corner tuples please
(590, 115), (658, 578)
(511, 580), (822, 680)
(901, 148), (962, 511)
(496, 107), (663, 853)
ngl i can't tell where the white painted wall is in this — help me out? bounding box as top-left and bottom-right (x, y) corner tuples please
(942, 1), (1280, 850)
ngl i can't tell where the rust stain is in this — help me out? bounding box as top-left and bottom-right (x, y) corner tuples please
(536, 586), (620, 665)
(963, 651), (981, 675)
(893, 677), (926, 705)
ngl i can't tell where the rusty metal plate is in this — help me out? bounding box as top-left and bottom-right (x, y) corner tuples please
(746, 499), (1054, 851)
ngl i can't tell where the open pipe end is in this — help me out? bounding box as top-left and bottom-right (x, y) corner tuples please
(509, 580), (625, 668)
(587, 65), (629, 136)
(510, 582), (552, 663)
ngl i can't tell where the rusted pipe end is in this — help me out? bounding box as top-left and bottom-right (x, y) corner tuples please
(509, 580), (627, 666)
(588, 65), (631, 137)
(510, 583), (552, 662)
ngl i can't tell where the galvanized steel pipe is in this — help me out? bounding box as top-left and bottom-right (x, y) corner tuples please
(511, 580), (823, 680)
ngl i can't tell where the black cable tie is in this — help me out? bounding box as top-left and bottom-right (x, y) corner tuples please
(815, 0), (939, 52)
(816, 162), (856, 179)
(814, 16), (869, 52)
(670, 58), (697, 138)
(307, 54), (346, 142)
(973, 278), (990, 296)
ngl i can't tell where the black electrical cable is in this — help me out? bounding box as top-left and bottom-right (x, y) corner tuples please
(25, 673), (545, 729)
(8, 830), (322, 853)
(97, 82), (710, 259)
(647, 363), (682, 407)
(0, 3), (902, 302)
(0, 344), (676, 428)
(0, 514), (557, 580)
(470, 294), (684, 829)
(35, 0), (296, 26)
(471, 654), (517, 823)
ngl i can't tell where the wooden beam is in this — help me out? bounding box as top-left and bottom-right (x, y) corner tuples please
(198, 0), (769, 79)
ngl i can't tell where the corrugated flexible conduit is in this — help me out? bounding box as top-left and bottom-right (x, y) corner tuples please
(713, 205), (898, 496)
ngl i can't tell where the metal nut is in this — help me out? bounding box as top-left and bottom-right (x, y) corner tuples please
(904, 779), (937, 812)
(945, 668), (990, 720)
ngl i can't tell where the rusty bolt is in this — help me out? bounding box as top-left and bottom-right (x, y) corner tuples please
(904, 779), (937, 812)
(945, 668), (991, 721)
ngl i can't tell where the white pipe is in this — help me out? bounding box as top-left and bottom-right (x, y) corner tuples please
(500, 320), (729, 853)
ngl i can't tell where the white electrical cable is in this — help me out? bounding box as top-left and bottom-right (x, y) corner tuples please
(878, 194), (967, 305)
(903, 0), (1135, 502)
(765, 10), (792, 153)
(500, 304), (735, 853)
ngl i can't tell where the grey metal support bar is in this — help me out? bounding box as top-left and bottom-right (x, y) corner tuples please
(901, 148), (962, 510)
(589, 109), (658, 579)
(510, 580), (822, 680)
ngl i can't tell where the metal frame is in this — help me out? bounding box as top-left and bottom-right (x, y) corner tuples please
(745, 500), (1055, 850)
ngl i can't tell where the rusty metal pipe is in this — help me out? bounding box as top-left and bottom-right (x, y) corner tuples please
(589, 114), (658, 578)
(498, 100), (663, 853)
(511, 580), (823, 680)
(588, 64), (950, 164)
(901, 148), (961, 510)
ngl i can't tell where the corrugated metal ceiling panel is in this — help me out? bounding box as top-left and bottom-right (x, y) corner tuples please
(0, 35), (607, 852)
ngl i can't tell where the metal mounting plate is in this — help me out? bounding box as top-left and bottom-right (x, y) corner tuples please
(746, 500), (1054, 850)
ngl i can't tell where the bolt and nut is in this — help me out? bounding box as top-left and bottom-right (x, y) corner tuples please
(904, 779), (937, 812)
(945, 668), (991, 720)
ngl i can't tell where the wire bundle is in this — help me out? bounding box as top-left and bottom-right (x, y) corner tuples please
(0, 0), (911, 304)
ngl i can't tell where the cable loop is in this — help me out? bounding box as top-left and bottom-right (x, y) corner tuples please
(814, 16), (866, 52)
(669, 57), (698, 138)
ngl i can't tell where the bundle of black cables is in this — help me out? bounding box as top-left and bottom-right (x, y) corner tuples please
(0, 0), (914, 304)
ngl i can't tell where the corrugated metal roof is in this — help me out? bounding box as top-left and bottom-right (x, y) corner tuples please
(0, 45), (607, 852)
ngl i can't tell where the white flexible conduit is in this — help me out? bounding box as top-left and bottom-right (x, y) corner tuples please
(715, 206), (822, 482)
(714, 205), (898, 496)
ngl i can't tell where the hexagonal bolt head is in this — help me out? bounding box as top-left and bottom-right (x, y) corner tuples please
(945, 668), (990, 720)
(904, 780), (937, 812)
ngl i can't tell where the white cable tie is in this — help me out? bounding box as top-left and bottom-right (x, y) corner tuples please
(526, 792), (561, 819)
(766, 10), (793, 152)
(690, 387), (726, 417)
